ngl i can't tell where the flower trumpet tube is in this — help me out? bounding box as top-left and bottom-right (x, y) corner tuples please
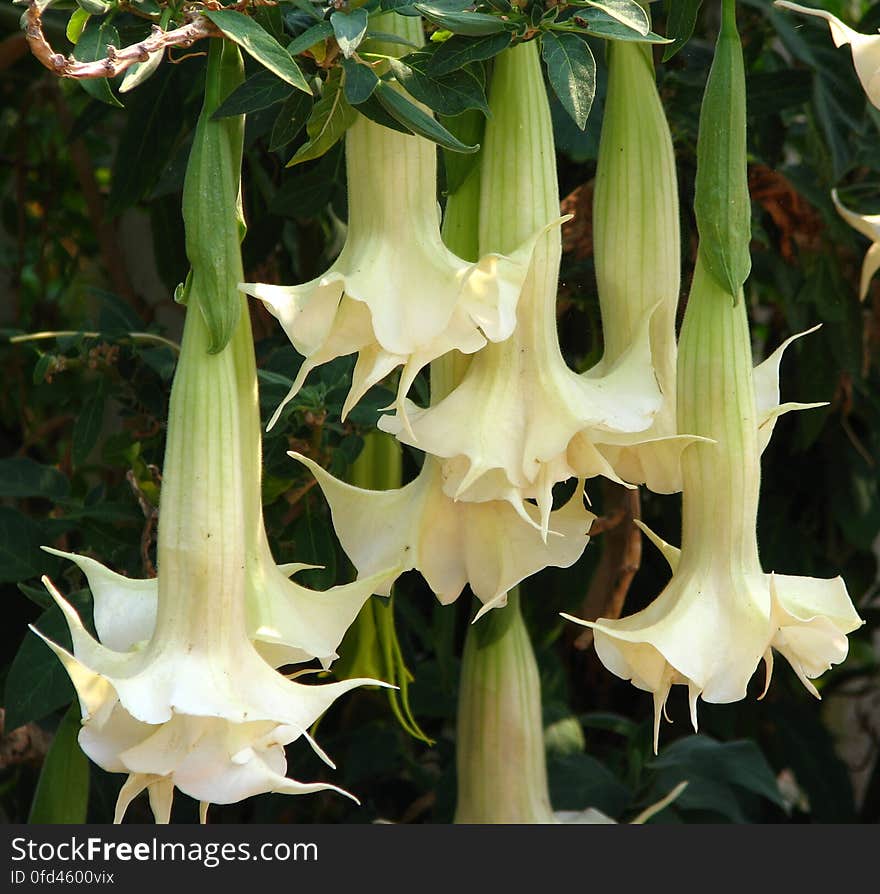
(33, 41), (389, 822)
(240, 15), (547, 431)
(775, 1), (880, 109)
(380, 40), (664, 537)
(563, 1), (862, 750)
(591, 39), (705, 493)
(454, 590), (556, 824)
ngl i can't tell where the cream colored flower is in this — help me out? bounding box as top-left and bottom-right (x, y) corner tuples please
(775, 2), (880, 108)
(291, 452), (593, 618)
(380, 41), (663, 536)
(36, 304), (386, 822)
(563, 260), (862, 751)
(240, 17), (548, 432)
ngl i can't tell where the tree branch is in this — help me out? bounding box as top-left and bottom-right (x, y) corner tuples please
(24, 2), (219, 80)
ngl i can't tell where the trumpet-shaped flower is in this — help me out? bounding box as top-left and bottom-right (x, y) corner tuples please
(563, 259), (863, 750)
(37, 303), (386, 822)
(380, 40), (664, 535)
(829, 189), (880, 300)
(33, 42), (390, 821)
(591, 39), (713, 493)
(292, 452), (593, 618)
(775, 1), (880, 108)
(240, 17), (547, 431)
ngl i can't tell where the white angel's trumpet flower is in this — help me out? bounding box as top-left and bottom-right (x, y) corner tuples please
(32, 40), (390, 820)
(240, 16), (546, 431)
(380, 40), (663, 536)
(775, 1), (880, 109)
(829, 189), (880, 300)
(292, 451), (592, 618)
(36, 303), (387, 822)
(43, 302), (395, 671)
(454, 590), (556, 824)
(591, 39), (705, 493)
(563, 258), (863, 751)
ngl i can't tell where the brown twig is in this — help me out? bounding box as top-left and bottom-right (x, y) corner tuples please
(24, 2), (219, 80)
(572, 481), (642, 651)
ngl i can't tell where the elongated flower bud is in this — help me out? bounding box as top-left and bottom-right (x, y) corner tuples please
(592, 39), (703, 492)
(454, 591), (555, 824)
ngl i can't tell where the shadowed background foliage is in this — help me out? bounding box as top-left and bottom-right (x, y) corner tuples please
(0, 0), (878, 824)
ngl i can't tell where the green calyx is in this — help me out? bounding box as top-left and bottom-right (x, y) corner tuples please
(182, 39), (246, 354)
(694, 0), (751, 302)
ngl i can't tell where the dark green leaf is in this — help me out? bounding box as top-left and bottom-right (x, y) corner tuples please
(203, 9), (312, 94)
(427, 31), (512, 76)
(72, 387), (106, 468)
(548, 752), (633, 817)
(28, 702), (90, 824)
(271, 145), (345, 219)
(269, 90), (313, 151)
(373, 82), (479, 153)
(287, 68), (357, 167)
(291, 503), (337, 589)
(286, 20), (334, 56)
(414, 4), (511, 36)
(541, 31), (596, 131)
(107, 64), (186, 216)
(211, 70), (292, 119)
(380, 0), (419, 10)
(0, 457), (69, 500)
(561, 11), (671, 43)
(0, 507), (54, 583)
(331, 8), (369, 58)
(72, 19), (124, 108)
(342, 58), (380, 105)
(355, 93), (415, 134)
(3, 590), (93, 730)
(390, 54), (489, 116)
(663, 0), (705, 61)
(583, 0), (648, 34)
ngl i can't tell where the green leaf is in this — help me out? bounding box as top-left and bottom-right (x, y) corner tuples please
(291, 504), (337, 590)
(75, 0), (108, 16)
(663, 0), (705, 61)
(342, 58), (381, 105)
(269, 90), (313, 151)
(287, 68), (356, 167)
(331, 8), (369, 58)
(583, 0), (648, 34)
(355, 93), (415, 134)
(4, 591), (93, 730)
(427, 31), (512, 76)
(286, 21), (334, 56)
(72, 387), (106, 468)
(0, 457), (69, 500)
(203, 9), (312, 94)
(390, 53), (489, 116)
(66, 8), (90, 44)
(415, 4), (511, 36)
(72, 19), (124, 108)
(560, 11), (672, 43)
(0, 507), (54, 583)
(271, 145), (345, 219)
(28, 702), (90, 824)
(373, 82), (479, 153)
(694, 2), (751, 298)
(107, 64), (186, 216)
(541, 31), (596, 131)
(211, 70), (292, 119)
